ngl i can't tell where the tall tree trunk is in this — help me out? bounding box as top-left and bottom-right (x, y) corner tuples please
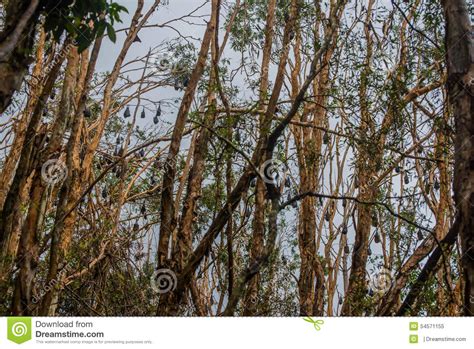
(243, 0), (277, 316)
(11, 46), (80, 315)
(441, 0), (474, 316)
(155, 0), (219, 316)
(156, 0), (218, 268)
(0, 43), (66, 294)
(0, 28), (46, 209)
(293, 10), (336, 315)
(39, 40), (102, 315)
(341, 0), (375, 315)
(0, 0), (40, 113)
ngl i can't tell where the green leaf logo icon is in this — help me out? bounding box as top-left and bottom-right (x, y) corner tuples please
(7, 317), (32, 344)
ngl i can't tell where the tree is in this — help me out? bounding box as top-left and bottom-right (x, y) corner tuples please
(0, 0), (470, 317)
(441, 0), (473, 316)
(0, 0), (126, 114)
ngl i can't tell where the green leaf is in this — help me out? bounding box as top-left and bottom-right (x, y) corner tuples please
(96, 20), (107, 37)
(106, 23), (117, 43)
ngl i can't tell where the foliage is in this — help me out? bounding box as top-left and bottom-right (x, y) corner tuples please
(41, 0), (128, 51)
